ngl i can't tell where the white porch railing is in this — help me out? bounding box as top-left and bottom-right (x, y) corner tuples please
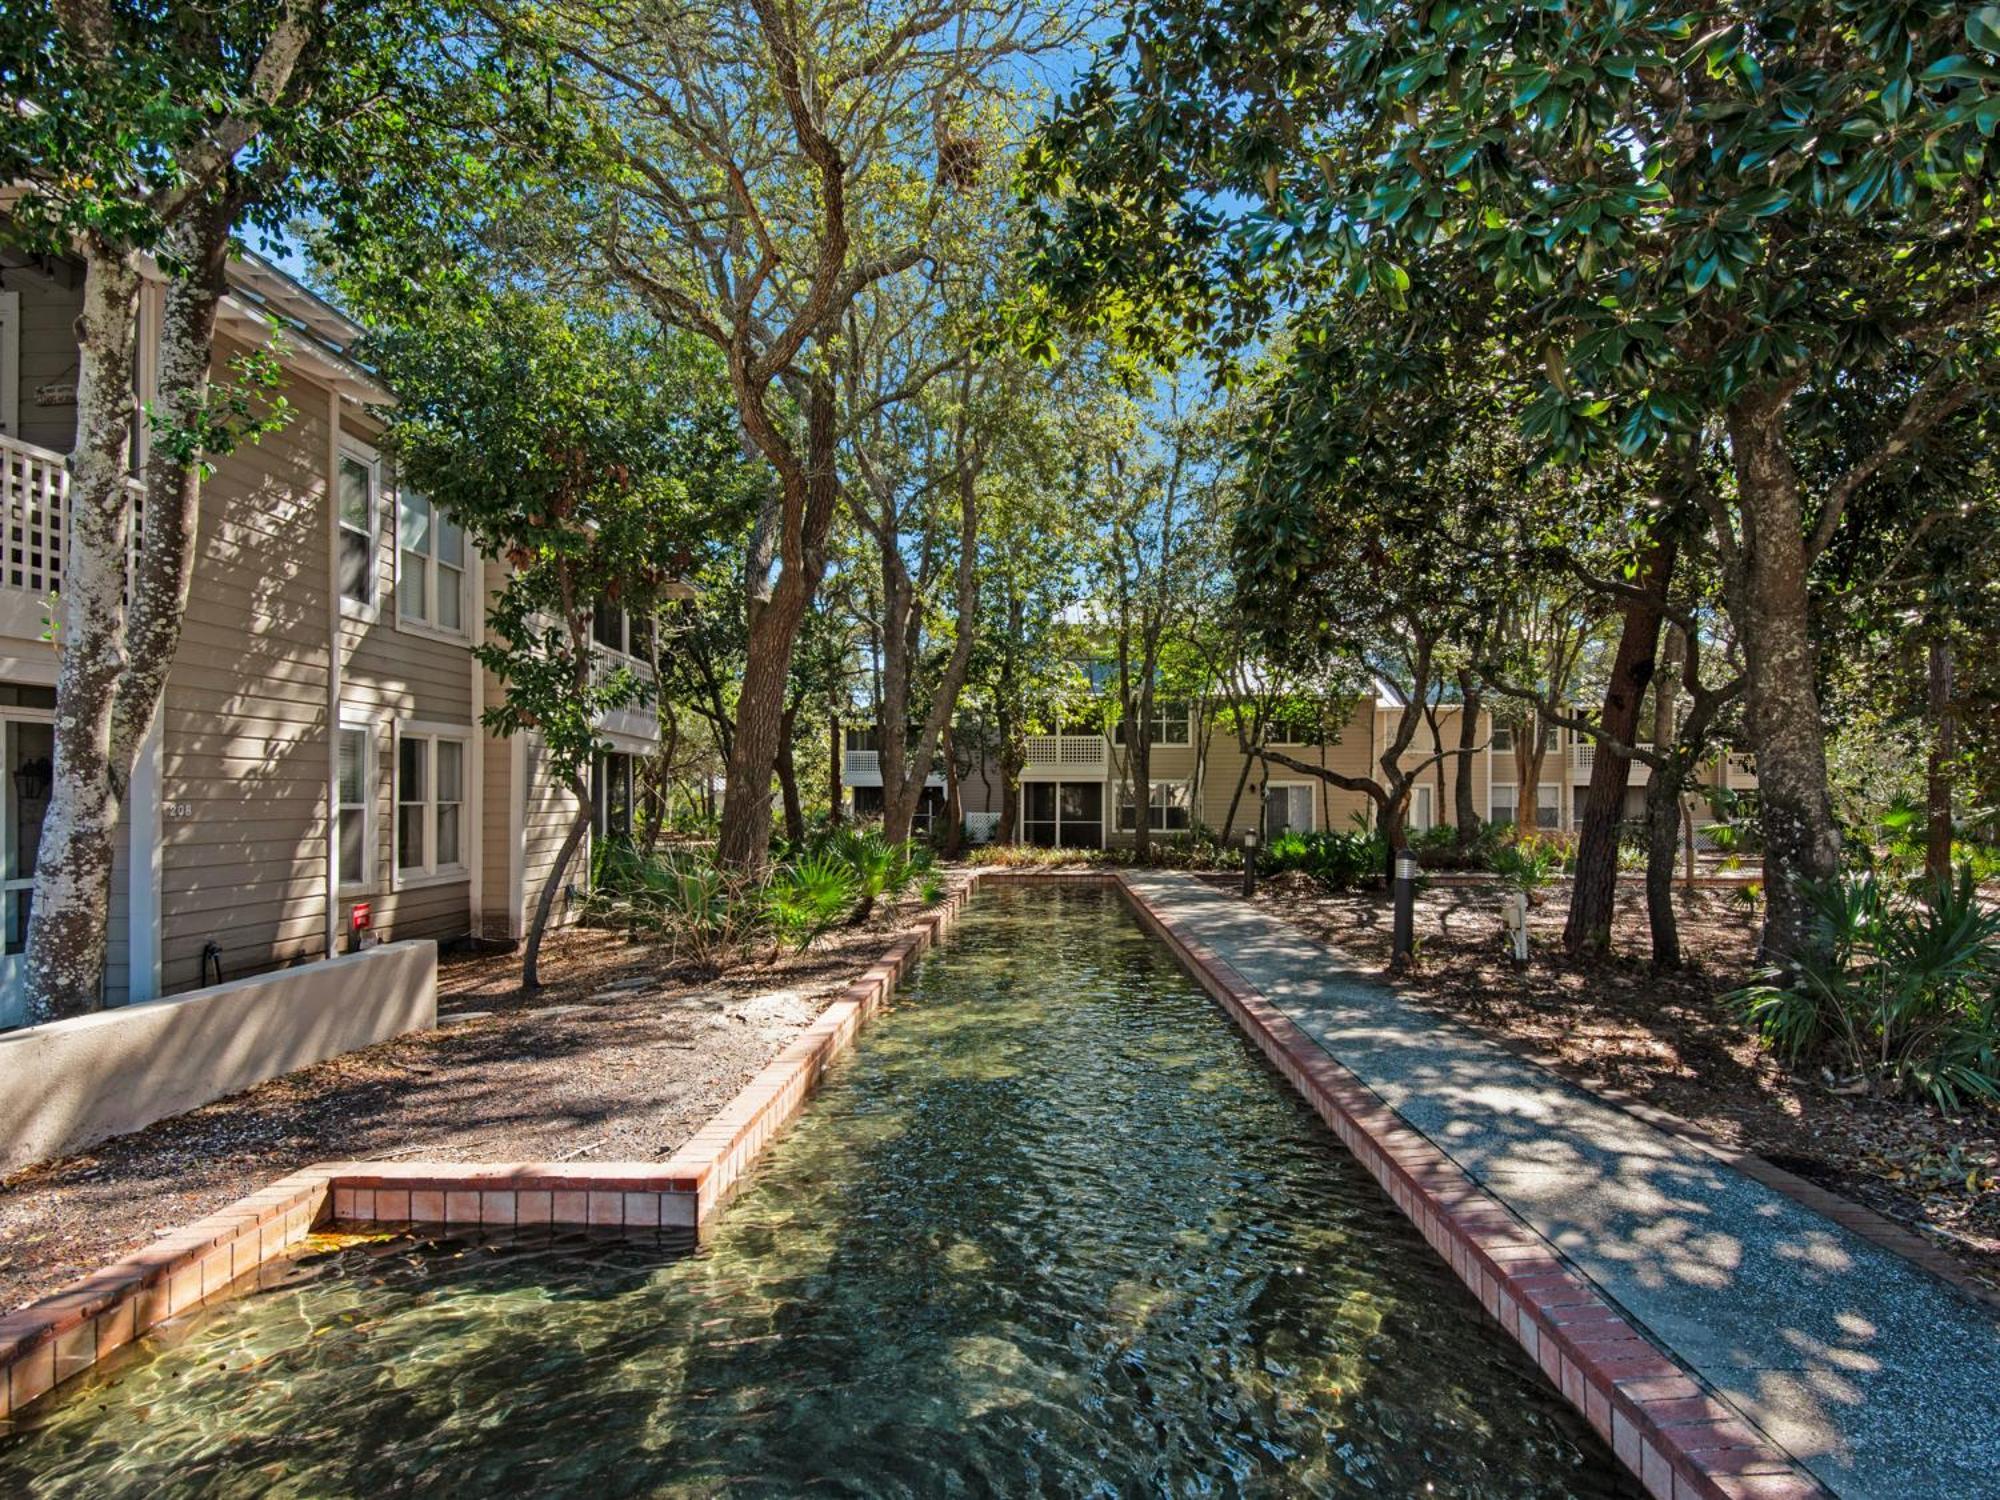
(844, 749), (882, 785)
(2, 434), (74, 598)
(1024, 733), (1106, 774)
(0, 433), (147, 612)
(964, 811), (1001, 844)
(1572, 741), (1594, 775)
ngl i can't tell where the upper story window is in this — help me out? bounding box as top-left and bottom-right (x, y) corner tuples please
(589, 603), (655, 661)
(1114, 702), (1190, 747)
(337, 450), (378, 609)
(397, 490), (466, 635)
(1269, 709), (1325, 746)
(845, 725), (881, 753)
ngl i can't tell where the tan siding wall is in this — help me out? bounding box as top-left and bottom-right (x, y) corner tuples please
(334, 425), (476, 949)
(158, 345), (332, 993)
(520, 736), (587, 932)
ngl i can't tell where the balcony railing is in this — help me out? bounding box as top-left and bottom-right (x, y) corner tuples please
(3, 433), (74, 598)
(1024, 733), (1107, 774)
(844, 749), (881, 785)
(0, 433), (144, 609)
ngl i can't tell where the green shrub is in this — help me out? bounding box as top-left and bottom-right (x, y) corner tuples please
(1491, 835), (1563, 900)
(1729, 866), (2000, 1110)
(1260, 827), (1387, 890)
(762, 852), (860, 952)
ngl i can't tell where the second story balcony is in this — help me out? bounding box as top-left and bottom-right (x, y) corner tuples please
(1023, 732), (1108, 778)
(0, 432), (141, 642)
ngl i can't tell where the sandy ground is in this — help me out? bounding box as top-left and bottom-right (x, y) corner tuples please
(0, 885), (954, 1313)
(1242, 873), (2000, 1296)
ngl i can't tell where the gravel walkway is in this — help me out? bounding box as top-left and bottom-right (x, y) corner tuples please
(0, 893), (948, 1313)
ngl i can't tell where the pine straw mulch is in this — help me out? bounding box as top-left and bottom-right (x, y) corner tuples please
(1242, 873), (2000, 1299)
(0, 883), (961, 1314)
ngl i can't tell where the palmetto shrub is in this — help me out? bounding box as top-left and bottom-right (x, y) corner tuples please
(762, 852), (860, 953)
(1261, 827), (1387, 890)
(1729, 867), (2000, 1110)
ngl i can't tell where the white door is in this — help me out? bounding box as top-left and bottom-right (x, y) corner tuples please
(0, 713), (54, 1028)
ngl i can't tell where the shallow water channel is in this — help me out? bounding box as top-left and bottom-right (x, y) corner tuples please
(1, 883), (1634, 1497)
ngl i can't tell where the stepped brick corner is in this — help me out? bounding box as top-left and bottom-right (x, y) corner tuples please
(2, 868), (1874, 1500)
(0, 879), (978, 1425)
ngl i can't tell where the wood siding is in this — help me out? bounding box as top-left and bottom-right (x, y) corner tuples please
(157, 340), (333, 993)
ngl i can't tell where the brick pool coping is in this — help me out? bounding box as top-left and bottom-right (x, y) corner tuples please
(0, 867), (1870, 1500)
(1117, 879), (1826, 1500)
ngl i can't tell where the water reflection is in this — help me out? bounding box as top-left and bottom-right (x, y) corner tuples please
(0, 884), (1634, 1497)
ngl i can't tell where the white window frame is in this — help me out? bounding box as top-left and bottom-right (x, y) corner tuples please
(1490, 724), (1515, 754)
(1116, 778), (1193, 834)
(392, 721), (472, 889)
(1409, 784), (1434, 831)
(336, 440), (382, 620)
(335, 719), (376, 895)
(1114, 701), (1191, 748)
(1488, 782), (1560, 827)
(1262, 780), (1317, 835)
(394, 485), (471, 642)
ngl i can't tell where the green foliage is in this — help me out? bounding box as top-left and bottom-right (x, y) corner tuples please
(588, 845), (762, 968)
(1730, 868), (2000, 1110)
(1260, 828), (1388, 891)
(762, 854), (862, 953)
(367, 288), (755, 800)
(1491, 835), (1563, 900)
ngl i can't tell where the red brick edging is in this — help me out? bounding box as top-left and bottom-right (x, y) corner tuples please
(0, 868), (1826, 1500)
(1115, 875), (1824, 1500)
(0, 877), (985, 1424)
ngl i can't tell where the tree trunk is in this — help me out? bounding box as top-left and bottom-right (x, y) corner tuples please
(717, 381), (838, 871)
(1565, 540), (1674, 958)
(942, 725), (964, 858)
(1725, 393), (1843, 960)
(1129, 717), (1153, 861)
(827, 711), (843, 825)
(1222, 752), (1253, 841)
(1453, 670), (1482, 846)
(998, 747), (1023, 844)
(1641, 762), (1683, 969)
(525, 785), (593, 990)
(24, 243), (143, 1023)
(1925, 639), (1955, 891)
(1513, 732), (1547, 836)
(775, 700), (805, 846)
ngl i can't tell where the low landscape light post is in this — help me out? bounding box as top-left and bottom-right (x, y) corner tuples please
(1391, 849), (1418, 967)
(1242, 830), (1258, 898)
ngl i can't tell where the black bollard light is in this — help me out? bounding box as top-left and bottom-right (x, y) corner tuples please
(1242, 830), (1258, 898)
(1391, 849), (1418, 965)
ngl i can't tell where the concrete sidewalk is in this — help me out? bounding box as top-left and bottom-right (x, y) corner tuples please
(1123, 872), (2000, 1500)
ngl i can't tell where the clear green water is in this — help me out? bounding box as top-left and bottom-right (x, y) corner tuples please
(0, 884), (1634, 1497)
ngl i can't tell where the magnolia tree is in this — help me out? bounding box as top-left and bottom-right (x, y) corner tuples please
(368, 290), (754, 986)
(1028, 0), (2000, 959)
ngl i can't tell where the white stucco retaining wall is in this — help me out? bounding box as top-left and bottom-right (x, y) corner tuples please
(0, 941), (436, 1173)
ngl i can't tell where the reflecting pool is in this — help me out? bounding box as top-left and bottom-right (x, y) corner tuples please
(0, 883), (1634, 1496)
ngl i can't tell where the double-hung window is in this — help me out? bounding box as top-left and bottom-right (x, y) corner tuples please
(398, 490), (466, 634)
(337, 450), (378, 609)
(1117, 780), (1193, 833)
(395, 728), (468, 882)
(336, 726), (373, 892)
(1115, 701), (1190, 746)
